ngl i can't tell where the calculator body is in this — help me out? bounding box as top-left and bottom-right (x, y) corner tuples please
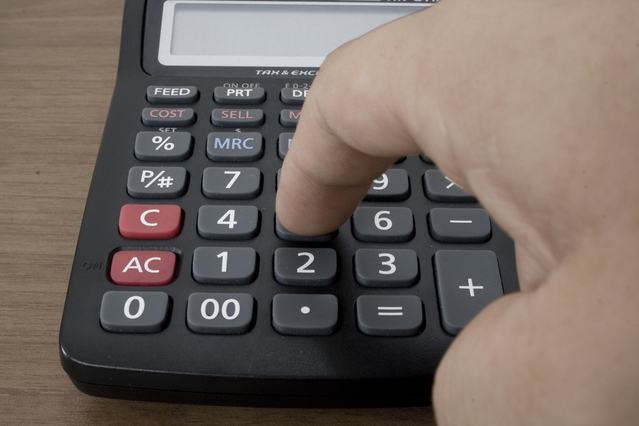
(59, 0), (519, 407)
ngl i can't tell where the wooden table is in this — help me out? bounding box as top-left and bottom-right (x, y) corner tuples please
(0, 0), (435, 424)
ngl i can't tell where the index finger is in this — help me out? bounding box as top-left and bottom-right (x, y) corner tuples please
(275, 21), (427, 236)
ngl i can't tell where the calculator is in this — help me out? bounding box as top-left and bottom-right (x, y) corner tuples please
(59, 0), (519, 407)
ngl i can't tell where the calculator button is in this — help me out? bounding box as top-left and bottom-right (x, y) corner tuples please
(214, 87), (265, 105)
(197, 205), (260, 240)
(274, 248), (337, 286)
(110, 250), (176, 286)
(364, 169), (410, 201)
(127, 167), (188, 199)
(420, 155), (434, 165)
(141, 108), (195, 127)
(134, 131), (192, 162)
(118, 204), (182, 240)
(272, 294), (338, 336)
(434, 250), (504, 335)
(356, 295), (423, 337)
(280, 88), (308, 105)
(206, 132), (263, 162)
(202, 167), (262, 200)
(278, 132), (294, 160)
(429, 208), (492, 243)
(100, 291), (170, 333)
(146, 86), (199, 104)
(211, 109), (264, 127)
(192, 247), (257, 285)
(354, 249), (419, 288)
(187, 293), (255, 335)
(351, 207), (414, 243)
(423, 170), (477, 202)
(280, 109), (301, 127)
(275, 216), (338, 242)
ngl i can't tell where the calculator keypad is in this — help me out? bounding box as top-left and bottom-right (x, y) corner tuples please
(92, 85), (515, 344)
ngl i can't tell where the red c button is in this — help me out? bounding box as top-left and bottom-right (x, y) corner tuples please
(119, 204), (182, 239)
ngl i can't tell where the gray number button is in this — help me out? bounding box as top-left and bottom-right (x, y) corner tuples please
(274, 248), (337, 286)
(354, 249), (419, 287)
(202, 167), (262, 199)
(352, 207), (414, 243)
(192, 247), (257, 285)
(100, 291), (170, 333)
(365, 169), (410, 201)
(197, 205), (260, 240)
(187, 293), (254, 334)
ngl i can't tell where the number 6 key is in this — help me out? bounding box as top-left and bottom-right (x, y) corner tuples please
(351, 207), (414, 243)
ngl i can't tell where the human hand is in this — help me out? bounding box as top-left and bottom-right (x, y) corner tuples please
(276, 0), (639, 424)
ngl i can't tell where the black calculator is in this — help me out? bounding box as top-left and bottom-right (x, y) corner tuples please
(59, 0), (518, 407)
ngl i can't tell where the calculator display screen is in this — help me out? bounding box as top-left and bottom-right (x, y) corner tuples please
(158, 1), (427, 68)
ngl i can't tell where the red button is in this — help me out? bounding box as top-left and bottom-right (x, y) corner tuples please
(110, 251), (176, 286)
(119, 204), (182, 239)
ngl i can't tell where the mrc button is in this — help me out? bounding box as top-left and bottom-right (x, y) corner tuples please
(146, 86), (199, 104)
(110, 250), (176, 286)
(142, 108), (195, 127)
(206, 132), (263, 162)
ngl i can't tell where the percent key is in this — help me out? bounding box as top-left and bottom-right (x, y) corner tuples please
(134, 131), (192, 161)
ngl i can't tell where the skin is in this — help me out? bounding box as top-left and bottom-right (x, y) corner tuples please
(275, 0), (639, 424)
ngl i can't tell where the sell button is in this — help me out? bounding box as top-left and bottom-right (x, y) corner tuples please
(211, 109), (264, 128)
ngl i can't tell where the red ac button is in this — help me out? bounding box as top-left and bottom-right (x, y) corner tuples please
(110, 251), (176, 286)
(119, 204), (182, 239)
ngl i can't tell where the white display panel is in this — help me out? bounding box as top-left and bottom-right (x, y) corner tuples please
(158, 1), (428, 67)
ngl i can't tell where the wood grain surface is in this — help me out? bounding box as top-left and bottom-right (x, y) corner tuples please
(0, 0), (435, 424)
